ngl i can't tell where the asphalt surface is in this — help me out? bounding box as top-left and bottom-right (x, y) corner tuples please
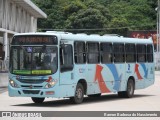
(0, 73), (8, 88)
(0, 86), (7, 94)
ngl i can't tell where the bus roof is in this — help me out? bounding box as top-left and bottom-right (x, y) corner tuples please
(14, 32), (153, 44)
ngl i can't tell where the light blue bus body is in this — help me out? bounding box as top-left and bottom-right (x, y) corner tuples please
(8, 32), (155, 103)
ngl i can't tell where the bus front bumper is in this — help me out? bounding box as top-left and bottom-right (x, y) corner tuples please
(8, 85), (60, 98)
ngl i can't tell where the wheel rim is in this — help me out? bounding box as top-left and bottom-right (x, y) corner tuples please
(76, 88), (83, 99)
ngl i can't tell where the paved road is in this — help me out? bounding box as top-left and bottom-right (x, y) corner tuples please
(0, 72), (160, 120)
(0, 87), (7, 94)
(0, 73), (8, 87)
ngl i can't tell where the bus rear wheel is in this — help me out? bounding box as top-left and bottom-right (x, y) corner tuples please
(70, 83), (84, 104)
(118, 79), (135, 98)
(31, 97), (45, 103)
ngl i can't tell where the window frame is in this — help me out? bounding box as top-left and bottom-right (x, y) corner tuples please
(147, 44), (153, 63)
(100, 42), (113, 63)
(87, 42), (100, 64)
(60, 44), (74, 72)
(74, 41), (86, 64)
(136, 44), (147, 63)
(113, 43), (125, 63)
(125, 43), (136, 63)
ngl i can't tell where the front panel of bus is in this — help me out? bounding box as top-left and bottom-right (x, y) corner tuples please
(8, 35), (61, 98)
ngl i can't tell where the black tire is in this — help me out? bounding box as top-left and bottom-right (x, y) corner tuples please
(88, 93), (101, 97)
(70, 83), (84, 104)
(31, 97), (45, 103)
(118, 79), (135, 98)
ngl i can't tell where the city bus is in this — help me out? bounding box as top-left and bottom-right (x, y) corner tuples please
(8, 32), (155, 104)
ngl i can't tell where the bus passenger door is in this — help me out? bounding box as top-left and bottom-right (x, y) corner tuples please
(59, 44), (74, 85)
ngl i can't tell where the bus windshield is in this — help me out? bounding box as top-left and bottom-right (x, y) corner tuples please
(10, 46), (58, 75)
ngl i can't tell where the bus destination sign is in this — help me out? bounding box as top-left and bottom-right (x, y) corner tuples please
(12, 36), (58, 45)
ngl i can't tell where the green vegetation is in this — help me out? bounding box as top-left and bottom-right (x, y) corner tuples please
(32, 0), (157, 36)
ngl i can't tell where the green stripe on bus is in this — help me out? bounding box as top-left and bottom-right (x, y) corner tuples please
(32, 70), (51, 74)
(13, 70), (31, 74)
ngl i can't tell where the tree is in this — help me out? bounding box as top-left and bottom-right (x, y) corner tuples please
(65, 8), (107, 34)
(32, 0), (66, 29)
(108, 0), (156, 30)
(31, 0), (156, 35)
(64, 0), (111, 34)
(63, 1), (86, 18)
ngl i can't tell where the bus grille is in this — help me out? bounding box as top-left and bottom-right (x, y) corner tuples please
(21, 85), (43, 89)
(23, 90), (40, 94)
(18, 79), (47, 84)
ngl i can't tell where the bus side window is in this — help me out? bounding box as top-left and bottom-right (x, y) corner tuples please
(125, 44), (136, 63)
(60, 44), (73, 72)
(101, 43), (113, 63)
(74, 42), (86, 64)
(137, 44), (146, 62)
(87, 42), (100, 64)
(147, 45), (153, 62)
(113, 43), (125, 63)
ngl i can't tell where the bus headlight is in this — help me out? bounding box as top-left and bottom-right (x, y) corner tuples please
(45, 80), (57, 89)
(9, 80), (19, 88)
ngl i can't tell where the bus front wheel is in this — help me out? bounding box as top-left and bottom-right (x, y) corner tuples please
(118, 79), (135, 98)
(31, 97), (45, 103)
(70, 83), (84, 104)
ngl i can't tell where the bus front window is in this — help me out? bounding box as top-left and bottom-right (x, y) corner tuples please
(10, 46), (58, 75)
